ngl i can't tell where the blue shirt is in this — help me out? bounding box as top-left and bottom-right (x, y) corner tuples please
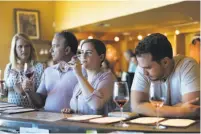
(4, 62), (43, 108)
(37, 63), (78, 112)
(128, 62), (137, 73)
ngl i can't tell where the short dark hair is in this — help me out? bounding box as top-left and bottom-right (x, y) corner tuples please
(55, 31), (78, 54)
(135, 33), (173, 62)
(81, 39), (106, 62)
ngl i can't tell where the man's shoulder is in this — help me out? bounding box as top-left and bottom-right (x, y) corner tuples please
(174, 55), (198, 69)
(43, 64), (58, 73)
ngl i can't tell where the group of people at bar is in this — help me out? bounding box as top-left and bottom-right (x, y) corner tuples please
(1, 31), (200, 118)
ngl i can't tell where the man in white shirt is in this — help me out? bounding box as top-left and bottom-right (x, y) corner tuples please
(131, 33), (200, 118)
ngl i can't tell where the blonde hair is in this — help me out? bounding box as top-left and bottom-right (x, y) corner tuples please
(10, 33), (37, 68)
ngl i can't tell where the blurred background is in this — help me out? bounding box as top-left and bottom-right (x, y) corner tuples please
(0, 0), (200, 78)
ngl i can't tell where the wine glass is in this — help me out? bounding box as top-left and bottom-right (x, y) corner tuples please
(113, 81), (129, 127)
(24, 63), (35, 79)
(149, 89), (166, 129)
(23, 63), (35, 96)
(67, 51), (82, 66)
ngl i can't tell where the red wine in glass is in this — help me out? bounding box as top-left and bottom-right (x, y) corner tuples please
(114, 97), (129, 108)
(113, 82), (129, 127)
(25, 71), (34, 79)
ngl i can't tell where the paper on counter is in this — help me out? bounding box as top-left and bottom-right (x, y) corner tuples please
(7, 112), (64, 122)
(67, 115), (102, 121)
(89, 117), (125, 124)
(130, 117), (165, 124)
(0, 106), (23, 111)
(159, 119), (195, 127)
(0, 104), (17, 108)
(3, 108), (35, 114)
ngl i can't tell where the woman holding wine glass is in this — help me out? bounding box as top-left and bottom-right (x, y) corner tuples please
(4, 33), (43, 108)
(63, 39), (116, 115)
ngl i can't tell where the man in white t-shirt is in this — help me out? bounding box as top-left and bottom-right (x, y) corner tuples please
(131, 33), (200, 118)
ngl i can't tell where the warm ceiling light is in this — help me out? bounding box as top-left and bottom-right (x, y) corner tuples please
(164, 33), (167, 36)
(129, 37), (133, 41)
(147, 33), (151, 36)
(137, 35), (143, 40)
(114, 36), (120, 42)
(39, 49), (44, 55)
(175, 30), (180, 35)
(88, 36), (93, 39)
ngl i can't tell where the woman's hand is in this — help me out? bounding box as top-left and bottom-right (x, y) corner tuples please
(69, 56), (83, 77)
(22, 77), (34, 92)
(13, 82), (24, 95)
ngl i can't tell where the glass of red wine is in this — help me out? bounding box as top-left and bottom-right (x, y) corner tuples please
(24, 63), (35, 79)
(113, 81), (129, 127)
(149, 90), (166, 129)
(23, 63), (35, 95)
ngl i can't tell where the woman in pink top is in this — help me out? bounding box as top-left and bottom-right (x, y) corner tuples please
(63, 39), (116, 115)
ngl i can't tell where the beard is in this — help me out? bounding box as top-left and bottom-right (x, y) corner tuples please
(149, 77), (160, 82)
(148, 73), (165, 82)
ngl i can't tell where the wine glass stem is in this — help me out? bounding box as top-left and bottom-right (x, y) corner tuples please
(120, 107), (123, 124)
(156, 106), (159, 128)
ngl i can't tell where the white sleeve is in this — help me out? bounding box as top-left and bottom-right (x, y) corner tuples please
(180, 58), (200, 95)
(131, 66), (150, 93)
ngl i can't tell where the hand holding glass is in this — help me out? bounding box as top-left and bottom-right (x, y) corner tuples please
(22, 63), (35, 96)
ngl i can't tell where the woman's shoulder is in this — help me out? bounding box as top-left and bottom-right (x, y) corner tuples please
(34, 61), (43, 68)
(98, 71), (114, 81)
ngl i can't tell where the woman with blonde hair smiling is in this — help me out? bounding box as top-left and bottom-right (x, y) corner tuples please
(4, 33), (43, 108)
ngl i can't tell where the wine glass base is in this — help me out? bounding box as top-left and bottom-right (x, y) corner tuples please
(152, 125), (166, 129)
(114, 122), (129, 127)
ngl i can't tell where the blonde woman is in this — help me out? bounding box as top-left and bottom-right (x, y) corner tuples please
(4, 33), (43, 108)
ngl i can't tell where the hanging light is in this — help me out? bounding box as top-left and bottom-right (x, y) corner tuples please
(114, 36), (120, 42)
(39, 49), (44, 55)
(137, 35), (143, 40)
(88, 36), (93, 39)
(175, 30), (180, 35)
(164, 33), (167, 36)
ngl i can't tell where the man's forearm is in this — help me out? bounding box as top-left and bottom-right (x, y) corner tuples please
(132, 102), (198, 118)
(25, 91), (46, 109)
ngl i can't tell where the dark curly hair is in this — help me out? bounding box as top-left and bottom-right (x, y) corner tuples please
(135, 33), (173, 62)
(55, 31), (78, 54)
